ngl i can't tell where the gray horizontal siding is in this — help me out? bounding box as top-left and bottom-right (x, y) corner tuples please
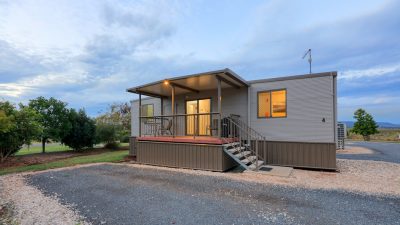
(250, 75), (336, 143)
(136, 141), (237, 172)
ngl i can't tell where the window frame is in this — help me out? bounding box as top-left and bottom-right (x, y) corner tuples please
(141, 103), (154, 118)
(257, 88), (287, 119)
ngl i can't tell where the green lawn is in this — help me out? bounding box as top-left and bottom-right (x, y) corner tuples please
(17, 144), (72, 155)
(17, 142), (130, 156)
(0, 150), (129, 176)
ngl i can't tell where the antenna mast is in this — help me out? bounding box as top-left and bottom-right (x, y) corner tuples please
(302, 49), (312, 74)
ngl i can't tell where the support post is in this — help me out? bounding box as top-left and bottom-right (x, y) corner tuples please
(171, 85), (175, 137)
(217, 78), (222, 138)
(255, 138), (259, 171)
(138, 93), (142, 137)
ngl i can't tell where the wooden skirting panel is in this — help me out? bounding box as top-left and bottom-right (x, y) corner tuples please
(137, 141), (237, 172)
(253, 140), (336, 170)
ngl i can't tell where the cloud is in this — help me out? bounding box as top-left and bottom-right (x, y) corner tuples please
(340, 64), (400, 80)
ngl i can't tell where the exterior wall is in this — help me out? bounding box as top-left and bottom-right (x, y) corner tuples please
(131, 97), (161, 136)
(253, 140), (336, 170)
(136, 141), (237, 171)
(249, 75), (337, 143)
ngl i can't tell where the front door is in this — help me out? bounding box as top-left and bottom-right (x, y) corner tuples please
(186, 99), (211, 135)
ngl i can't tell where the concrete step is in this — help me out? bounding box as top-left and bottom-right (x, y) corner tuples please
(240, 155), (257, 164)
(234, 151), (251, 158)
(227, 146), (245, 154)
(248, 161), (264, 170)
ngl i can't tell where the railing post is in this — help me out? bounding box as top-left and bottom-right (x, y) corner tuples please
(217, 77), (222, 138)
(138, 93), (142, 137)
(171, 85), (175, 137)
(255, 138), (259, 171)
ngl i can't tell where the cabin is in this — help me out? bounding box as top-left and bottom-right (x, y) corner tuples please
(127, 69), (337, 171)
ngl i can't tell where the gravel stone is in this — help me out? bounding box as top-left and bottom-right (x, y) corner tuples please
(25, 163), (400, 225)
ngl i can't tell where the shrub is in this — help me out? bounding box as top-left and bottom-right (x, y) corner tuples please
(0, 102), (42, 162)
(104, 142), (120, 150)
(61, 109), (96, 151)
(95, 123), (119, 145)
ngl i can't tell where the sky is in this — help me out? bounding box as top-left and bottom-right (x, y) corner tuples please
(0, 0), (399, 123)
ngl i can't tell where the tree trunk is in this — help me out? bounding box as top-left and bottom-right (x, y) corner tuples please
(42, 138), (46, 153)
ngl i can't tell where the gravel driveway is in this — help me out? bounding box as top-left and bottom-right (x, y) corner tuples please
(27, 164), (400, 225)
(337, 141), (400, 163)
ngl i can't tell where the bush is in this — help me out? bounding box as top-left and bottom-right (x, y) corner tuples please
(0, 102), (42, 162)
(61, 109), (96, 151)
(118, 129), (130, 143)
(95, 123), (119, 144)
(104, 142), (120, 150)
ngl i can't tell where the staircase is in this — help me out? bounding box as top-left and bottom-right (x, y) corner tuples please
(221, 116), (267, 171)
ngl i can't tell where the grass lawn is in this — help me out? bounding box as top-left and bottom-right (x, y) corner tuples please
(17, 144), (72, 156)
(0, 150), (128, 176)
(17, 142), (130, 156)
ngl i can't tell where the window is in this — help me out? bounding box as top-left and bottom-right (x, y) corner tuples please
(258, 89), (286, 118)
(141, 104), (154, 121)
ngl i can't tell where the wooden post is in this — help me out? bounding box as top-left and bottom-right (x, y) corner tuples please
(138, 93), (142, 137)
(171, 85), (175, 137)
(217, 78), (222, 138)
(161, 97), (164, 116)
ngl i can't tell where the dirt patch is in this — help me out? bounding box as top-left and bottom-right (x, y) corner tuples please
(0, 147), (127, 169)
(0, 174), (89, 225)
(337, 146), (374, 154)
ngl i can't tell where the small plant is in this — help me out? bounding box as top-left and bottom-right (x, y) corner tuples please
(351, 108), (379, 141)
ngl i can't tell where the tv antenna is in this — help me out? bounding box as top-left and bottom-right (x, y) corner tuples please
(302, 49), (312, 74)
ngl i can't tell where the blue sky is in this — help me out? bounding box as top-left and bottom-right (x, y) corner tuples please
(0, 0), (399, 122)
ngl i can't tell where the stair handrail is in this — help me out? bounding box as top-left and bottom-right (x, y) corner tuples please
(221, 116), (267, 169)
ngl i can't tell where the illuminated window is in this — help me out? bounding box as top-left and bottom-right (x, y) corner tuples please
(141, 104), (154, 122)
(258, 89), (286, 118)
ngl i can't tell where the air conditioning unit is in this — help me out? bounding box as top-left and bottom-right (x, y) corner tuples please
(337, 122), (346, 149)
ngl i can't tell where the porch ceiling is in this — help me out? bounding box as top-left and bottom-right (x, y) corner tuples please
(127, 68), (248, 98)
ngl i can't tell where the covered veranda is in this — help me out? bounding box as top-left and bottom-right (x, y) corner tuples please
(127, 68), (249, 144)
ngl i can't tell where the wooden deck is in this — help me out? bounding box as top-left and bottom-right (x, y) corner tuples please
(137, 136), (237, 145)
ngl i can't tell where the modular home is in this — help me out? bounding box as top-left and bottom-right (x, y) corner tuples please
(127, 69), (337, 171)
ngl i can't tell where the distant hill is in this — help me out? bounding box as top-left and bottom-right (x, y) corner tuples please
(341, 121), (400, 129)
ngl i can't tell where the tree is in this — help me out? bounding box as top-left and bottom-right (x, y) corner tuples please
(352, 108), (379, 141)
(95, 123), (120, 146)
(29, 97), (71, 153)
(0, 101), (42, 162)
(61, 109), (96, 151)
(96, 102), (131, 142)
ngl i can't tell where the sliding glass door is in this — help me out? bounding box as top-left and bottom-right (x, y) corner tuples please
(186, 99), (211, 136)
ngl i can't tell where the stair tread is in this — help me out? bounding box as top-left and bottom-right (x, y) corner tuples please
(240, 156), (257, 164)
(248, 161), (264, 170)
(233, 151), (251, 158)
(227, 146), (245, 153)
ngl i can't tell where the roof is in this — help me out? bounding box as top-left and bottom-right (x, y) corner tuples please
(248, 71), (337, 84)
(127, 69), (337, 98)
(126, 68), (249, 98)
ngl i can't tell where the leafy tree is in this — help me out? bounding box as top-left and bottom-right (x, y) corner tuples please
(96, 102), (131, 142)
(61, 109), (96, 151)
(0, 101), (42, 162)
(352, 108), (379, 141)
(95, 123), (120, 145)
(29, 97), (71, 153)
